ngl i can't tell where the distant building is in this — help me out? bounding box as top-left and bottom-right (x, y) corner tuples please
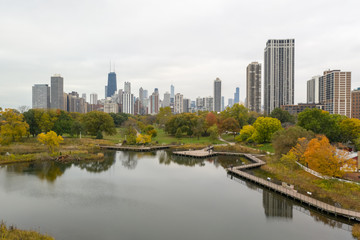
(214, 78), (222, 112)
(32, 84), (50, 109)
(228, 98), (234, 108)
(174, 93), (184, 114)
(104, 100), (119, 114)
(107, 72), (117, 97)
(234, 87), (240, 104)
(163, 92), (170, 107)
(264, 39), (295, 114)
(170, 85), (175, 104)
(205, 96), (214, 112)
(183, 99), (190, 113)
(352, 88), (360, 119)
(321, 70), (351, 117)
(246, 62), (262, 113)
(149, 90), (159, 114)
(123, 92), (134, 114)
(281, 103), (323, 115)
(307, 76), (321, 104)
(124, 81), (131, 94)
(90, 93), (98, 105)
(50, 74), (64, 110)
(221, 96), (225, 111)
(81, 93), (86, 101)
(196, 97), (204, 110)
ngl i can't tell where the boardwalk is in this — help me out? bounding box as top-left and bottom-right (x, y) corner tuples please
(100, 145), (170, 152)
(228, 154), (360, 221)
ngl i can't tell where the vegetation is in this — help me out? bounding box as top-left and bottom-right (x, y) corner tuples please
(270, 107), (295, 124)
(37, 131), (64, 153)
(0, 222), (54, 240)
(0, 108), (29, 145)
(353, 224), (360, 240)
(82, 111), (116, 138)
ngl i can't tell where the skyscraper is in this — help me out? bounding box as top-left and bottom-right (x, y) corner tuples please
(50, 74), (64, 110)
(174, 93), (183, 114)
(352, 88), (360, 119)
(163, 92), (170, 107)
(246, 62), (262, 113)
(307, 76), (321, 104)
(170, 85), (175, 104)
(32, 84), (50, 109)
(234, 87), (240, 104)
(124, 82), (131, 94)
(320, 70), (351, 117)
(107, 72), (117, 97)
(214, 78), (221, 112)
(149, 90), (159, 115)
(264, 39), (295, 114)
(90, 93), (98, 105)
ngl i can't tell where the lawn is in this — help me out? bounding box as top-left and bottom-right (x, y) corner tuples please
(245, 143), (274, 153)
(220, 134), (236, 142)
(153, 128), (222, 145)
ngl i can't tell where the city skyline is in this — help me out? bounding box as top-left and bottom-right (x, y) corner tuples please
(1, 0), (360, 109)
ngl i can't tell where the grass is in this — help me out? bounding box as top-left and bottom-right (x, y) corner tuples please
(220, 134), (236, 142)
(353, 224), (360, 240)
(153, 128), (222, 145)
(0, 222), (54, 240)
(245, 143), (275, 153)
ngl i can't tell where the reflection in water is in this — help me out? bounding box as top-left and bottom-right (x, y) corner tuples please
(262, 190), (293, 219)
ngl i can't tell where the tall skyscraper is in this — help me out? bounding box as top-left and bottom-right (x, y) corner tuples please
(228, 98), (234, 108)
(123, 93), (134, 114)
(264, 39), (295, 114)
(81, 93), (86, 101)
(50, 74), (64, 110)
(149, 90), (159, 115)
(124, 82), (131, 94)
(163, 92), (170, 107)
(170, 85), (175, 104)
(174, 93), (183, 114)
(183, 99), (190, 113)
(221, 96), (225, 111)
(205, 96), (214, 112)
(107, 72), (117, 97)
(32, 84), (50, 109)
(320, 70), (351, 117)
(352, 88), (360, 119)
(90, 93), (98, 105)
(307, 76), (321, 104)
(214, 78), (222, 112)
(246, 62), (262, 113)
(234, 87), (240, 104)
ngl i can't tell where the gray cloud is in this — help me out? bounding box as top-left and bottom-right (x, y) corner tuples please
(1, 0), (359, 109)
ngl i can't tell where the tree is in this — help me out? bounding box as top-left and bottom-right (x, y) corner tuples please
(82, 111), (116, 137)
(270, 108), (295, 124)
(0, 108), (29, 145)
(221, 104), (249, 128)
(219, 117), (240, 137)
(192, 117), (206, 140)
(236, 125), (255, 143)
(297, 109), (344, 142)
(303, 136), (345, 177)
(52, 110), (73, 135)
(205, 112), (217, 128)
(272, 126), (315, 156)
(109, 112), (129, 127)
(339, 118), (360, 144)
(165, 113), (199, 136)
(252, 117), (282, 143)
(175, 128), (182, 139)
(37, 130), (64, 153)
(156, 107), (172, 127)
(124, 126), (137, 144)
(136, 134), (152, 145)
(23, 109), (42, 137)
(208, 125), (219, 141)
(143, 125), (157, 138)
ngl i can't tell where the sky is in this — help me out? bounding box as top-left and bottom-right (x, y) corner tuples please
(1, 0), (360, 109)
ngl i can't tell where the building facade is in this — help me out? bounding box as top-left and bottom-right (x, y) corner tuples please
(107, 72), (117, 98)
(246, 62), (262, 113)
(214, 78), (222, 112)
(234, 87), (240, 104)
(50, 74), (64, 110)
(174, 93), (184, 114)
(352, 88), (360, 119)
(264, 39), (295, 114)
(307, 76), (321, 104)
(32, 84), (50, 109)
(90, 93), (98, 105)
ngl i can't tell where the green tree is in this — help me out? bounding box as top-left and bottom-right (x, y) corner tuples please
(37, 130), (64, 153)
(52, 110), (73, 135)
(124, 126), (137, 144)
(165, 113), (198, 136)
(221, 104), (249, 128)
(192, 117), (206, 140)
(23, 109), (42, 137)
(236, 125), (255, 143)
(270, 107), (295, 123)
(208, 125), (219, 141)
(143, 125), (157, 137)
(82, 111), (116, 137)
(175, 128), (182, 139)
(339, 118), (360, 144)
(0, 108), (29, 144)
(109, 112), (129, 127)
(252, 117), (282, 143)
(271, 126), (315, 156)
(156, 107), (173, 128)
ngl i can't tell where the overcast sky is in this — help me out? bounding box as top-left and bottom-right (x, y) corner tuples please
(1, 0), (359, 109)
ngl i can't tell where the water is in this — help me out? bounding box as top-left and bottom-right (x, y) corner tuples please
(0, 151), (355, 240)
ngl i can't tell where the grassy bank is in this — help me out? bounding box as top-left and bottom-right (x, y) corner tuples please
(153, 128), (222, 145)
(0, 222), (54, 240)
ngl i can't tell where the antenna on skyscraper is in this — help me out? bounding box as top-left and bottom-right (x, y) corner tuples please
(114, 61), (115, 72)
(109, 60), (111, 72)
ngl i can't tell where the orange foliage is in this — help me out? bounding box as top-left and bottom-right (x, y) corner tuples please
(205, 112), (217, 127)
(289, 137), (309, 164)
(303, 136), (345, 177)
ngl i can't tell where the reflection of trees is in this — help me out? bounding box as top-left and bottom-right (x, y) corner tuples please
(263, 190), (293, 219)
(5, 161), (70, 183)
(74, 150), (116, 172)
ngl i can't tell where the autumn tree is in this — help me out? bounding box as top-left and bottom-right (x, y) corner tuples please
(37, 130), (64, 153)
(219, 117), (240, 138)
(136, 134), (152, 145)
(221, 104), (249, 128)
(272, 126), (315, 156)
(205, 112), (217, 128)
(156, 107), (172, 128)
(82, 111), (116, 138)
(143, 125), (157, 138)
(339, 118), (360, 144)
(270, 108), (295, 124)
(124, 126), (137, 144)
(208, 125), (219, 141)
(236, 125), (255, 143)
(0, 108), (29, 145)
(303, 136), (345, 177)
(252, 117), (282, 143)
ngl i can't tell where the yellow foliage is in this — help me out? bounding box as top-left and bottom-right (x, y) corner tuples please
(289, 137), (309, 164)
(0, 108), (29, 145)
(136, 134), (151, 145)
(38, 131), (64, 153)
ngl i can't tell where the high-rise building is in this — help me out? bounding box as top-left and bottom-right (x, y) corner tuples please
(352, 88), (360, 119)
(264, 39), (295, 114)
(214, 78), (222, 112)
(307, 76), (321, 104)
(320, 70), (351, 117)
(32, 84), (50, 109)
(124, 82), (131, 94)
(90, 93), (98, 105)
(221, 96), (225, 111)
(205, 96), (214, 112)
(82, 93), (86, 101)
(246, 62), (262, 113)
(170, 85), (175, 104)
(143, 90), (148, 99)
(183, 99), (190, 113)
(174, 93), (183, 114)
(123, 92), (134, 114)
(107, 72), (117, 97)
(228, 98), (234, 108)
(234, 87), (240, 104)
(50, 74), (64, 110)
(149, 90), (159, 115)
(163, 92), (170, 107)
(196, 97), (204, 110)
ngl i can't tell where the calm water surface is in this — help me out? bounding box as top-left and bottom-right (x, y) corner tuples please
(0, 151), (355, 240)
